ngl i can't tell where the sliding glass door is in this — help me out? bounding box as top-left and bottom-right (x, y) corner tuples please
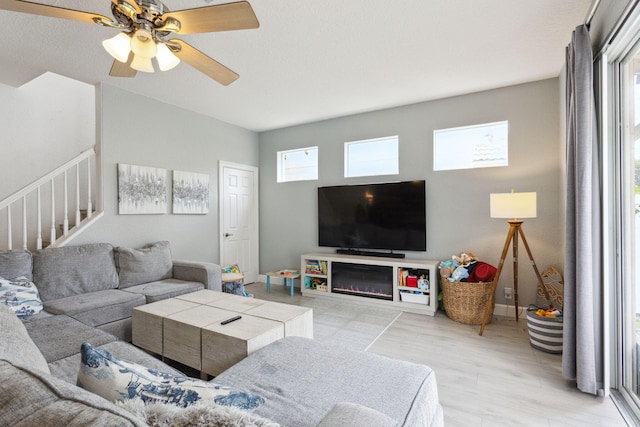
(612, 32), (640, 420)
(617, 44), (640, 406)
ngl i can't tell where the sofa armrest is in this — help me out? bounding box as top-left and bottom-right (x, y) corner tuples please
(316, 402), (397, 427)
(172, 260), (222, 292)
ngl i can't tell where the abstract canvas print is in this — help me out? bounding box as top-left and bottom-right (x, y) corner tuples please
(117, 163), (168, 214)
(172, 170), (210, 214)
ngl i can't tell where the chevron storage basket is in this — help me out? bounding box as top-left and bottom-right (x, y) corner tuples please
(525, 310), (563, 354)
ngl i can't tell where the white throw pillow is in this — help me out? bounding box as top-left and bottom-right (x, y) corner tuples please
(118, 396), (280, 427)
(77, 343), (266, 410)
(0, 276), (43, 319)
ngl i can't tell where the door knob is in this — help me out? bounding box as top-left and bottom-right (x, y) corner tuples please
(224, 233), (233, 238)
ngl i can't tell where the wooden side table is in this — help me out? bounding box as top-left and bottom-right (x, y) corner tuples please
(265, 269), (300, 296)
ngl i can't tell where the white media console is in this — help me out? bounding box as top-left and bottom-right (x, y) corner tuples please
(301, 253), (439, 316)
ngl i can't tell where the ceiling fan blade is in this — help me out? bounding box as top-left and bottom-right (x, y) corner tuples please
(0, 0), (113, 25)
(163, 1), (259, 35)
(109, 53), (137, 78)
(168, 39), (239, 86)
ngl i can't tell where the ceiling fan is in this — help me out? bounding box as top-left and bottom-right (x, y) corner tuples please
(0, 0), (260, 85)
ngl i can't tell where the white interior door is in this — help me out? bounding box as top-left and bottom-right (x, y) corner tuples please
(219, 161), (259, 283)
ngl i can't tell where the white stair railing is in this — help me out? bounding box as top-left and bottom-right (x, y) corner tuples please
(0, 147), (103, 251)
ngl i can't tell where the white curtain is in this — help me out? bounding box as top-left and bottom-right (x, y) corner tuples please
(563, 24), (604, 395)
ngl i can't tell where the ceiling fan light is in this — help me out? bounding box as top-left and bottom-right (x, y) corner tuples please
(130, 28), (157, 59)
(156, 43), (180, 71)
(102, 32), (131, 63)
(130, 54), (155, 73)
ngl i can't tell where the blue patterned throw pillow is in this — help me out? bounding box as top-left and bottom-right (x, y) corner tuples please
(77, 343), (265, 410)
(0, 276), (43, 319)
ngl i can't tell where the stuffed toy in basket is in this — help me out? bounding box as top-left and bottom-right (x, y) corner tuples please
(439, 253), (497, 325)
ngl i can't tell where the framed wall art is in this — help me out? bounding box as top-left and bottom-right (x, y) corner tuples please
(117, 163), (168, 214)
(172, 170), (210, 214)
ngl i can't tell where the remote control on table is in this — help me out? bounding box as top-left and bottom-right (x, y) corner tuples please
(221, 315), (242, 325)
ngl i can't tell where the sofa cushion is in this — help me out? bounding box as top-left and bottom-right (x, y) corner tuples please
(0, 304), (49, 374)
(215, 336), (442, 427)
(44, 289), (146, 327)
(0, 276), (43, 319)
(49, 341), (184, 385)
(115, 241), (173, 288)
(98, 317), (134, 342)
(0, 360), (145, 426)
(121, 278), (204, 303)
(32, 243), (119, 302)
(78, 343), (266, 411)
(24, 314), (118, 364)
(0, 249), (33, 280)
(317, 402), (397, 427)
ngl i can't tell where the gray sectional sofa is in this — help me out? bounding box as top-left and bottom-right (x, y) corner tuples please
(0, 242), (445, 427)
(2, 241), (221, 341)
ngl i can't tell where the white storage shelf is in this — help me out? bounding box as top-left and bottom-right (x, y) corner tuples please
(301, 253), (439, 316)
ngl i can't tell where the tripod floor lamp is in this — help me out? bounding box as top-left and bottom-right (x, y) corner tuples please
(479, 191), (547, 336)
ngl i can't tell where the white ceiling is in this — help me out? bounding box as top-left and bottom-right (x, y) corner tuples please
(0, 0), (592, 132)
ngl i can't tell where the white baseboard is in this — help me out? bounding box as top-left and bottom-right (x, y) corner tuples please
(493, 303), (526, 318)
(256, 276), (528, 319)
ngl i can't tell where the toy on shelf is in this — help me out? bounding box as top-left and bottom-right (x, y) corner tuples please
(304, 260), (327, 275)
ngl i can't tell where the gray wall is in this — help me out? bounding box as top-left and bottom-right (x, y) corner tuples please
(72, 85), (260, 263)
(0, 73), (95, 200)
(2, 74), (563, 307)
(258, 78), (562, 307)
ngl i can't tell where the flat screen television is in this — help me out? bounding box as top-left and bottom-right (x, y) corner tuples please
(318, 180), (426, 255)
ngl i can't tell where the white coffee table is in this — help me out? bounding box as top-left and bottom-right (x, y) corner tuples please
(132, 290), (313, 376)
(201, 314), (284, 376)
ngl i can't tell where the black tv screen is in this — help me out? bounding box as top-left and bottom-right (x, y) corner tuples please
(318, 180), (426, 252)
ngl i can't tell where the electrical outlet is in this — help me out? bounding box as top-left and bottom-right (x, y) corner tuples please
(504, 287), (513, 300)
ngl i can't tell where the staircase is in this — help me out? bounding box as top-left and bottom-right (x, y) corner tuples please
(0, 147), (103, 251)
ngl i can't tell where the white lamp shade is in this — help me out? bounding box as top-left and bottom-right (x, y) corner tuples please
(130, 54), (155, 73)
(156, 43), (180, 71)
(490, 192), (537, 219)
(130, 29), (157, 59)
(102, 32), (131, 63)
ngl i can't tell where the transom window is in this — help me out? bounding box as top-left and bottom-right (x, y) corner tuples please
(433, 121), (508, 171)
(344, 136), (399, 178)
(276, 146), (318, 183)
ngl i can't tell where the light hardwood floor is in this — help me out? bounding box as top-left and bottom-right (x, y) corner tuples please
(244, 282), (627, 427)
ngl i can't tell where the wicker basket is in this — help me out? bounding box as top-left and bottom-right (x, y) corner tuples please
(441, 278), (495, 325)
